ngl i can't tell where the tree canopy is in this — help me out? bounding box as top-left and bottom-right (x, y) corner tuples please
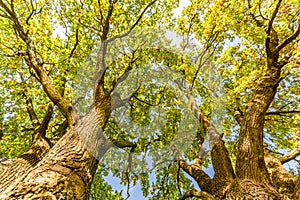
(0, 0), (299, 199)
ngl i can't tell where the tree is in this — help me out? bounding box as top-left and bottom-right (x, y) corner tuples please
(0, 0), (299, 199)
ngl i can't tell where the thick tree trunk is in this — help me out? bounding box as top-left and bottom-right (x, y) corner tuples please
(236, 65), (282, 184)
(0, 100), (111, 199)
(0, 134), (50, 193)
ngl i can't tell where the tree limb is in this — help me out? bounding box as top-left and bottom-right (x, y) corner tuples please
(51, 120), (69, 143)
(178, 189), (216, 200)
(0, 0), (74, 125)
(110, 138), (137, 149)
(264, 153), (295, 194)
(23, 92), (40, 128)
(279, 148), (300, 164)
(267, 0), (282, 35)
(39, 102), (54, 135)
(274, 24), (300, 53)
(94, 0), (157, 104)
(106, 0), (158, 43)
(266, 110), (300, 115)
(265, 0), (282, 57)
(171, 145), (213, 193)
(175, 79), (235, 182)
(101, 0), (114, 40)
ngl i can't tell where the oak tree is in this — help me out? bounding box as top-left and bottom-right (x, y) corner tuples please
(0, 0), (299, 199)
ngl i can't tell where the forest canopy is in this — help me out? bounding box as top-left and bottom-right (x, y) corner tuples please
(0, 0), (299, 199)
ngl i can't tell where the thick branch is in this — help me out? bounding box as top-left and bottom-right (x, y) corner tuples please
(264, 153), (295, 194)
(178, 189), (216, 200)
(236, 67), (282, 183)
(175, 155), (212, 192)
(176, 80), (235, 182)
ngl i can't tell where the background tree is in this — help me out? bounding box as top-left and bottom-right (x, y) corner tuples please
(0, 0), (299, 199)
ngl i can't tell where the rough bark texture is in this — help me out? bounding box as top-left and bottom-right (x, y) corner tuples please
(265, 153), (296, 196)
(0, 104), (111, 199)
(294, 178), (300, 200)
(1, 0), (299, 199)
(236, 65), (281, 184)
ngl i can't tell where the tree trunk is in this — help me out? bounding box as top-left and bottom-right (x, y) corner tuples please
(236, 65), (282, 184)
(0, 101), (111, 199)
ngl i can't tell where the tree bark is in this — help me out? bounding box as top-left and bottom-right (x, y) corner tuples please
(236, 65), (282, 184)
(0, 102), (111, 199)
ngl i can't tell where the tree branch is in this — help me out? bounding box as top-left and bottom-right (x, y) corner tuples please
(94, 0), (157, 103)
(175, 76), (235, 190)
(110, 138), (137, 149)
(51, 120), (69, 142)
(68, 28), (79, 59)
(265, 0), (282, 57)
(106, 0), (158, 43)
(264, 153), (295, 193)
(178, 189), (216, 200)
(0, 1), (74, 125)
(172, 145), (213, 192)
(266, 110), (300, 115)
(267, 0), (282, 35)
(274, 24), (300, 53)
(23, 92), (40, 128)
(39, 102), (54, 135)
(279, 148), (300, 164)
(101, 0), (114, 40)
